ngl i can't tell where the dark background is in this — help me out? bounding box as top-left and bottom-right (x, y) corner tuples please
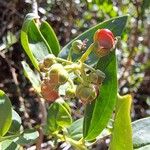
(0, 0), (150, 149)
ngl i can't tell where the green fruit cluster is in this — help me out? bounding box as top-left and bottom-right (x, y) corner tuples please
(39, 28), (113, 104)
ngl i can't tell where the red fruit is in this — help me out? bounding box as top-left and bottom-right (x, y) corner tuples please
(94, 29), (115, 57)
(41, 80), (59, 102)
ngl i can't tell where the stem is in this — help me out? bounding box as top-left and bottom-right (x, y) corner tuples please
(32, 0), (38, 16)
(68, 78), (75, 89)
(36, 98), (47, 150)
(67, 48), (73, 61)
(74, 71), (84, 83)
(56, 57), (73, 64)
(56, 57), (96, 72)
(79, 43), (95, 63)
(53, 133), (87, 150)
(80, 63), (88, 82)
(0, 133), (22, 142)
(56, 54), (105, 79)
(83, 63), (95, 72)
(64, 64), (81, 71)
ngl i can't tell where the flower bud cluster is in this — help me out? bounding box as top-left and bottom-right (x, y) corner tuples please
(75, 69), (105, 104)
(39, 28), (115, 104)
(40, 54), (69, 102)
(71, 40), (87, 54)
(39, 54), (105, 104)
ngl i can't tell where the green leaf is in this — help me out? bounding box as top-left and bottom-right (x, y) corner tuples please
(59, 15), (128, 65)
(47, 98), (72, 132)
(21, 13), (51, 70)
(8, 109), (22, 134)
(134, 145), (150, 150)
(59, 16), (127, 141)
(109, 95), (133, 150)
(0, 90), (12, 136)
(40, 21), (60, 56)
(82, 17), (127, 141)
(132, 117), (150, 149)
(83, 51), (117, 140)
(67, 118), (83, 141)
(0, 140), (20, 150)
(13, 129), (39, 146)
(22, 61), (41, 93)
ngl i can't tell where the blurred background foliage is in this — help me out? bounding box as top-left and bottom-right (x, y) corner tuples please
(0, 0), (150, 148)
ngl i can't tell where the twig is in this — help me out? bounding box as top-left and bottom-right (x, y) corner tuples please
(36, 98), (47, 150)
(30, 0), (47, 148)
(32, 0), (38, 16)
(0, 52), (29, 119)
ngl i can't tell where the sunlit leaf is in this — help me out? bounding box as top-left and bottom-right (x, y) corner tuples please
(22, 61), (41, 93)
(47, 98), (72, 132)
(0, 140), (20, 150)
(0, 90), (12, 136)
(8, 109), (22, 134)
(21, 13), (51, 70)
(40, 21), (60, 56)
(132, 117), (150, 149)
(67, 118), (83, 141)
(13, 129), (39, 146)
(109, 95), (133, 150)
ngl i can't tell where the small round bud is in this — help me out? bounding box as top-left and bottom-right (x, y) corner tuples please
(89, 70), (105, 85)
(71, 40), (84, 54)
(93, 29), (115, 57)
(41, 81), (59, 102)
(43, 54), (56, 68)
(39, 61), (49, 72)
(73, 77), (82, 85)
(76, 84), (97, 104)
(49, 64), (69, 85)
(66, 88), (75, 98)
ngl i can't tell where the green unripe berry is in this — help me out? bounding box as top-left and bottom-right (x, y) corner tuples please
(73, 77), (82, 85)
(39, 54), (56, 72)
(39, 61), (49, 72)
(89, 70), (105, 85)
(66, 88), (76, 98)
(71, 40), (84, 54)
(76, 84), (97, 104)
(43, 54), (57, 68)
(49, 64), (69, 85)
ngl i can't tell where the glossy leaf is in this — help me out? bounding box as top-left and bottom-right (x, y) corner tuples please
(13, 129), (39, 146)
(59, 16), (127, 140)
(83, 17), (127, 141)
(21, 13), (51, 70)
(132, 117), (150, 149)
(134, 145), (150, 150)
(0, 90), (12, 136)
(0, 140), (20, 150)
(109, 95), (133, 150)
(67, 118), (83, 141)
(8, 109), (22, 134)
(59, 15), (128, 65)
(40, 21), (60, 56)
(83, 51), (117, 140)
(22, 61), (41, 93)
(47, 98), (72, 132)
